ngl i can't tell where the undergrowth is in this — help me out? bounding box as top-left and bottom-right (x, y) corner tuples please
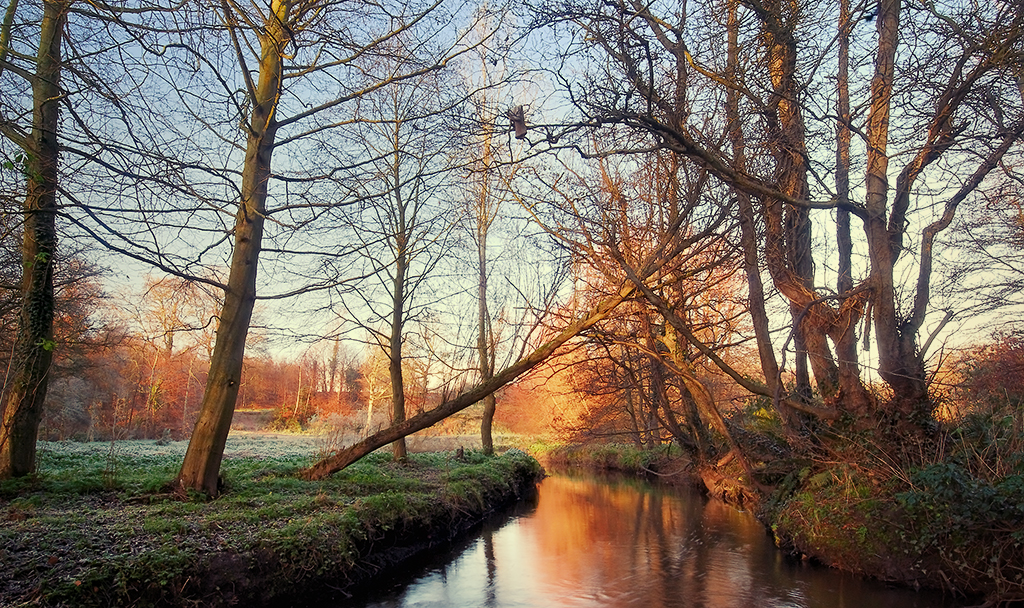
(761, 402), (1024, 606)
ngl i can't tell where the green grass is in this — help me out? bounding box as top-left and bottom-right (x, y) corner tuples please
(0, 436), (542, 607)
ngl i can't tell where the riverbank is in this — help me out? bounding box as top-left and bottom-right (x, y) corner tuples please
(540, 439), (1023, 606)
(0, 436), (543, 607)
(536, 442), (757, 503)
(758, 442), (1024, 606)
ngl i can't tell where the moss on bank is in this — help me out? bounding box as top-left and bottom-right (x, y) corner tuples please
(0, 439), (543, 607)
(762, 453), (1024, 605)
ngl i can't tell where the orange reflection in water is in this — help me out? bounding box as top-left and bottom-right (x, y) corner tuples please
(503, 475), (952, 608)
(516, 475), (766, 607)
(348, 474), (958, 608)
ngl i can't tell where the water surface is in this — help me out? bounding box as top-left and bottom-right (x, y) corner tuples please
(342, 473), (958, 608)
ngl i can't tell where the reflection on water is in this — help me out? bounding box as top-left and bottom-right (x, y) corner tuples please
(342, 474), (958, 608)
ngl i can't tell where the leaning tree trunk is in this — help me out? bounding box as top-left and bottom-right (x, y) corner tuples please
(300, 284), (636, 479)
(176, 1), (286, 495)
(654, 321), (711, 460)
(0, 0), (65, 478)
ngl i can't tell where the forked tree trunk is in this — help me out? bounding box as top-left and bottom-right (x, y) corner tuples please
(867, 0), (1022, 419)
(862, 0), (932, 417)
(176, 1), (287, 495)
(754, 0), (879, 417)
(0, 0), (65, 478)
(759, 0), (843, 406)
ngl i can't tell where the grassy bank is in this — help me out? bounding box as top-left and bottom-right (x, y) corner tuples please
(0, 436), (543, 607)
(535, 441), (692, 481)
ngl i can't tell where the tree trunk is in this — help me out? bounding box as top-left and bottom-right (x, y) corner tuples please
(328, 339), (339, 396)
(725, 0), (791, 427)
(176, 1), (286, 495)
(480, 392), (496, 454)
(0, 0), (65, 478)
(832, 0), (874, 418)
(863, 0), (930, 417)
(624, 384), (643, 447)
(474, 115), (498, 455)
(760, 0), (843, 405)
(390, 249), (407, 461)
(478, 233), (497, 455)
(666, 333), (756, 483)
(390, 140), (409, 460)
(659, 322), (711, 460)
(477, 196), (496, 454)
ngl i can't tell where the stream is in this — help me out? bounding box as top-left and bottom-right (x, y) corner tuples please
(340, 472), (959, 607)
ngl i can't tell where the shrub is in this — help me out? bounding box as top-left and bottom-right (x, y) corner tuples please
(897, 462), (1024, 600)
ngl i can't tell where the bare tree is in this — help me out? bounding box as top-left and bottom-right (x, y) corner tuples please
(470, 95), (502, 456)
(459, 20), (529, 454)
(1, 0), (514, 486)
(529, 0), (1024, 434)
(508, 144), (759, 465)
(335, 48), (467, 461)
(56, 0), (504, 494)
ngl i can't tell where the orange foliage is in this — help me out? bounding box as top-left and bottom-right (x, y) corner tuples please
(39, 274), (363, 439)
(942, 330), (1024, 415)
(496, 358), (597, 437)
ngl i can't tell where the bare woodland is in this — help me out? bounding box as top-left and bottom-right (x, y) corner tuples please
(0, 0), (1022, 510)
